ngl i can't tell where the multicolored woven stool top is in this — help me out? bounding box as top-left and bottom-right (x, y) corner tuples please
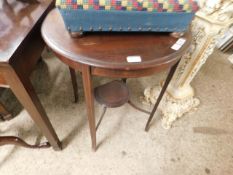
(56, 0), (199, 13)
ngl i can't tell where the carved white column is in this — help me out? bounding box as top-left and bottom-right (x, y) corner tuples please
(144, 0), (233, 129)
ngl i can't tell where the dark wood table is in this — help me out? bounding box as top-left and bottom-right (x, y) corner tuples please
(42, 9), (191, 151)
(0, 0), (61, 150)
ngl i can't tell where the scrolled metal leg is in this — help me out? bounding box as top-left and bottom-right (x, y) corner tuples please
(145, 60), (181, 132)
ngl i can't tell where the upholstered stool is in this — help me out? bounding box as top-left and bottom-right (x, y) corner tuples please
(56, 0), (199, 36)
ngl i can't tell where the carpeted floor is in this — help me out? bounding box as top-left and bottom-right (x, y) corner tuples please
(0, 50), (232, 175)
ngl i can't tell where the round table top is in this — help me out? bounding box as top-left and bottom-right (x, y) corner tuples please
(41, 9), (192, 70)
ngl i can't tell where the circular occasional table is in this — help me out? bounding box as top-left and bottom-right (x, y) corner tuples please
(41, 9), (192, 151)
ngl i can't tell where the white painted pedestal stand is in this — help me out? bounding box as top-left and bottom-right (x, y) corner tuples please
(144, 0), (233, 129)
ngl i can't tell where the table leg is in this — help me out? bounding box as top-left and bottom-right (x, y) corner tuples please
(0, 136), (50, 149)
(0, 102), (13, 121)
(3, 67), (62, 150)
(145, 60), (180, 132)
(82, 65), (96, 151)
(69, 67), (78, 103)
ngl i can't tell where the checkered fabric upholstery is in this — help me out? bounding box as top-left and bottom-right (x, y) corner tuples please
(56, 0), (199, 13)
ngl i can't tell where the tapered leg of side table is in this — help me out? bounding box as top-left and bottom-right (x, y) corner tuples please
(69, 67), (78, 103)
(145, 60), (180, 132)
(0, 102), (13, 121)
(3, 66), (62, 150)
(82, 65), (96, 151)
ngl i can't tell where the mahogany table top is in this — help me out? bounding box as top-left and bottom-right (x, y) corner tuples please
(0, 0), (52, 62)
(41, 9), (192, 70)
